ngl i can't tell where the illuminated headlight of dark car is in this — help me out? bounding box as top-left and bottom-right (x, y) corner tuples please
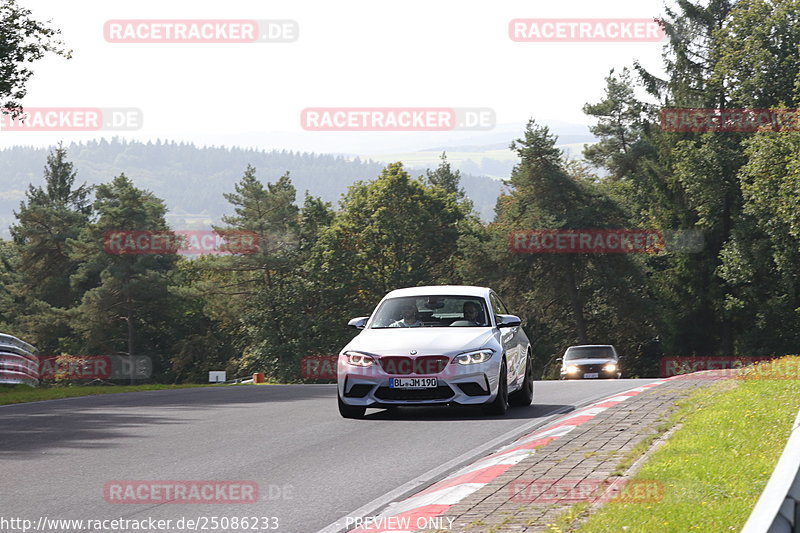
(454, 349), (494, 365)
(343, 351), (375, 367)
(603, 363), (617, 373)
(565, 364), (580, 374)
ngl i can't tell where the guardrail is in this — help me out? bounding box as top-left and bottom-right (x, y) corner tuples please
(225, 375), (255, 384)
(0, 333), (39, 386)
(742, 408), (800, 532)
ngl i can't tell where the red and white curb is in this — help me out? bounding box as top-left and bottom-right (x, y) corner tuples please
(347, 381), (669, 533)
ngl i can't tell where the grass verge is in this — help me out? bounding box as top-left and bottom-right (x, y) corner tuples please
(576, 356), (800, 532)
(546, 502), (590, 532)
(0, 383), (223, 406)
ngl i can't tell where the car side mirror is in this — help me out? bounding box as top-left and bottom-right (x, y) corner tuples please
(555, 357), (563, 363)
(347, 317), (369, 330)
(497, 314), (521, 328)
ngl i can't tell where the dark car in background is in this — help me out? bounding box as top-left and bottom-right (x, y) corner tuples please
(558, 345), (622, 379)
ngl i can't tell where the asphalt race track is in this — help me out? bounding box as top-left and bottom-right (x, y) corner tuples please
(0, 380), (658, 533)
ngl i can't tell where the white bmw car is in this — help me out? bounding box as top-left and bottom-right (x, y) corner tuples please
(337, 286), (533, 418)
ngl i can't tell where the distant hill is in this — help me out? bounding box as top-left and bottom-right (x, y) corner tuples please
(156, 120), (596, 155)
(423, 134), (597, 153)
(0, 139), (506, 237)
(365, 142), (594, 179)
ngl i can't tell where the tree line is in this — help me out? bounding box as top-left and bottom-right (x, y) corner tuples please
(0, 139), (505, 236)
(1, 0), (798, 382)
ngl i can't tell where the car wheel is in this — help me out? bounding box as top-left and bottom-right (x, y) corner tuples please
(509, 353), (533, 407)
(338, 393), (366, 419)
(484, 359), (509, 416)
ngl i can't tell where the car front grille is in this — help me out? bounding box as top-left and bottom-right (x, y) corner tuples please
(374, 385), (455, 401)
(378, 356), (450, 375)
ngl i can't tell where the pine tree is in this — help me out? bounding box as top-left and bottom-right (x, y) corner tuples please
(426, 152), (465, 199)
(11, 144), (92, 308)
(69, 174), (178, 380)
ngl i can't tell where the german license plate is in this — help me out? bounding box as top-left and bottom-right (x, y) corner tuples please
(583, 373), (599, 379)
(389, 377), (438, 389)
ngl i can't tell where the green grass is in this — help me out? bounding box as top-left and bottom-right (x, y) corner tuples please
(576, 356), (800, 532)
(610, 413), (683, 477)
(545, 502), (591, 532)
(0, 383), (223, 405)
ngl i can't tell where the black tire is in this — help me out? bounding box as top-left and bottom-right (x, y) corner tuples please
(484, 359), (509, 416)
(509, 353), (534, 407)
(338, 393), (366, 419)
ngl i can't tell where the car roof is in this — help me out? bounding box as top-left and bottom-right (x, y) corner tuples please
(383, 285), (492, 299)
(566, 345), (616, 349)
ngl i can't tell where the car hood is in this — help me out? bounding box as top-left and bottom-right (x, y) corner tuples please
(563, 358), (618, 366)
(343, 327), (497, 356)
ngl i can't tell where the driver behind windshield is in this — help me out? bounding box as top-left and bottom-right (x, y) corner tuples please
(389, 302), (423, 328)
(462, 301), (484, 326)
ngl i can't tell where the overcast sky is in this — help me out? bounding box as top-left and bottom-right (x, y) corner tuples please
(4, 0), (672, 153)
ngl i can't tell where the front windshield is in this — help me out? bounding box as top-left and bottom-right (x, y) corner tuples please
(565, 346), (616, 360)
(370, 296), (490, 328)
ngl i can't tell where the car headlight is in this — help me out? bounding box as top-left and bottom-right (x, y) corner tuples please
(603, 363), (617, 372)
(454, 349), (494, 365)
(566, 365), (580, 374)
(344, 351), (374, 367)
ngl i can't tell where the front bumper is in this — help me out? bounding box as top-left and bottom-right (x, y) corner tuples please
(561, 367), (621, 379)
(337, 357), (500, 407)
